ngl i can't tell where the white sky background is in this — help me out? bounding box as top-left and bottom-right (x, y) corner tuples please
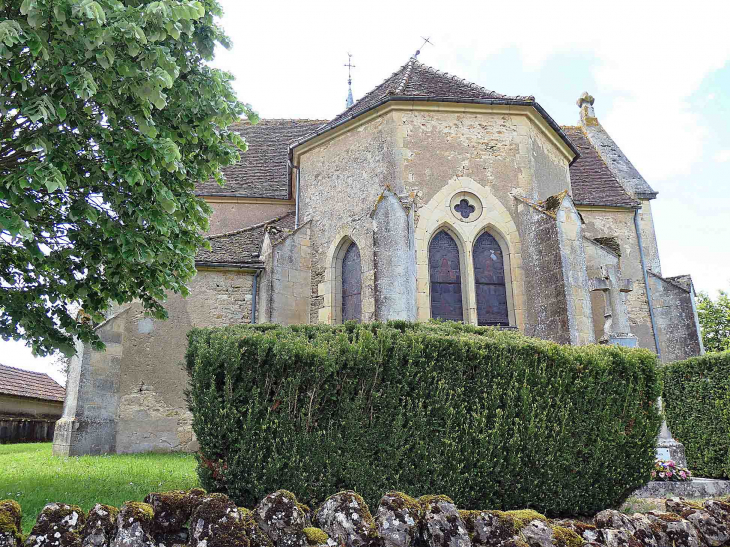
(2, 0), (729, 379)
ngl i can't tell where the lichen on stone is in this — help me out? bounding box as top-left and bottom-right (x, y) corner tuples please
(550, 525), (584, 547)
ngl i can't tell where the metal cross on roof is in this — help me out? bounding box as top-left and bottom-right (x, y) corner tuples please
(414, 36), (434, 59)
(344, 53), (356, 108)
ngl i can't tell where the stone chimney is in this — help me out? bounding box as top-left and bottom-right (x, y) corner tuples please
(577, 92), (598, 126)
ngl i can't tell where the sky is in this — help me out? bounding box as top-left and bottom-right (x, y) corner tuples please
(3, 0), (729, 381)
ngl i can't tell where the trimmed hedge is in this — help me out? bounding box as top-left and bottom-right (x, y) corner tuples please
(663, 350), (730, 478)
(185, 321), (661, 516)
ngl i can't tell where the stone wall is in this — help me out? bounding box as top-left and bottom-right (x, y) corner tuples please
(260, 223), (312, 325)
(0, 394), (62, 418)
(649, 272), (704, 363)
(53, 268), (255, 456)
(579, 207), (657, 352)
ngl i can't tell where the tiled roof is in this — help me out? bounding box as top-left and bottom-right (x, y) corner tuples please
(313, 57), (534, 136)
(195, 119), (327, 199)
(0, 364), (65, 402)
(562, 126), (639, 208)
(195, 211), (296, 266)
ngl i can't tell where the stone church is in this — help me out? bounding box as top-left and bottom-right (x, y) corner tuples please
(53, 56), (704, 456)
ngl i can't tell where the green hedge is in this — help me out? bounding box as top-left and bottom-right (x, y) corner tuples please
(663, 350), (730, 478)
(185, 321), (661, 516)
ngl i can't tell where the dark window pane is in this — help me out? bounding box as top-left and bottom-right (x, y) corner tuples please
(342, 243), (362, 323)
(429, 230), (463, 322)
(473, 231), (509, 326)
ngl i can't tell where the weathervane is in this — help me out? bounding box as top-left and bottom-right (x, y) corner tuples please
(344, 53), (356, 108)
(414, 36), (434, 59)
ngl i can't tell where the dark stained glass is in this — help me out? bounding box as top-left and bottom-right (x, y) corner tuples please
(473, 231), (509, 326)
(429, 230), (464, 322)
(454, 198), (475, 219)
(342, 243), (362, 323)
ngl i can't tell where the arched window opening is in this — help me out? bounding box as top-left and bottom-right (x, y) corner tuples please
(473, 231), (509, 326)
(429, 230), (464, 322)
(341, 242), (362, 323)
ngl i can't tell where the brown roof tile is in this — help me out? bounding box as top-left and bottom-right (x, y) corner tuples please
(0, 364), (65, 402)
(563, 126), (639, 208)
(195, 211), (296, 266)
(195, 119), (327, 199)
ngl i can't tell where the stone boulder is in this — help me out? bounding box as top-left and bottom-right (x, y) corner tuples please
(644, 512), (702, 547)
(189, 494), (248, 547)
(704, 500), (730, 525)
(0, 500), (23, 547)
(24, 503), (86, 547)
(80, 504), (118, 547)
(419, 496), (470, 547)
(375, 492), (421, 547)
(665, 498), (729, 547)
(459, 511), (519, 547)
(551, 520), (600, 544)
(110, 502), (155, 547)
(240, 508), (274, 547)
(627, 514), (657, 547)
(254, 491), (308, 547)
(144, 489), (206, 535)
(314, 491), (378, 547)
(593, 511), (634, 532)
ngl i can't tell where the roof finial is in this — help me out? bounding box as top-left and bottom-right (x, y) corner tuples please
(414, 36), (434, 59)
(344, 53), (356, 108)
(577, 91), (598, 126)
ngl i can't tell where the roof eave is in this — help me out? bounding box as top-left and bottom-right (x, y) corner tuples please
(289, 95), (581, 164)
(195, 261), (264, 271)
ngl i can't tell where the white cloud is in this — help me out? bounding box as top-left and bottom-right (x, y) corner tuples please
(714, 150), (730, 163)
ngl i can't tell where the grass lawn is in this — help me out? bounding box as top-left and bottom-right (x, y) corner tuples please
(0, 442), (199, 534)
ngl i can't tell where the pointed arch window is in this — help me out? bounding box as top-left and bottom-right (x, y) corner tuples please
(341, 242), (362, 323)
(429, 230), (464, 322)
(473, 231), (509, 326)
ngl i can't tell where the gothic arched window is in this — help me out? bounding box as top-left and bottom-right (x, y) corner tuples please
(473, 231), (509, 326)
(341, 242), (362, 323)
(429, 230), (464, 322)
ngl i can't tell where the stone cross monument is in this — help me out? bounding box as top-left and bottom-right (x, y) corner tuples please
(589, 264), (638, 347)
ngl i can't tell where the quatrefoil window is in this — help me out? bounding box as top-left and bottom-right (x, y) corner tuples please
(454, 199), (475, 219)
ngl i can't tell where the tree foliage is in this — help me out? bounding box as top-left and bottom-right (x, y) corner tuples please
(697, 290), (730, 353)
(0, 0), (256, 356)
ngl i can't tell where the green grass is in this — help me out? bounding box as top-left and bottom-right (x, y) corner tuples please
(0, 443), (199, 534)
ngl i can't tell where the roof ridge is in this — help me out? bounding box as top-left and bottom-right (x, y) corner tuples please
(391, 56), (417, 95)
(205, 211), (296, 240)
(0, 362), (56, 380)
(414, 60), (506, 98)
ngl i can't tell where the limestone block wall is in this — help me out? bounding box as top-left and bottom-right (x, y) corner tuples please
(297, 113), (399, 324)
(648, 273), (704, 363)
(260, 223), (312, 325)
(54, 269), (256, 455)
(583, 238), (620, 342)
(373, 191), (417, 321)
(579, 207), (657, 352)
(517, 204), (571, 344)
(555, 200), (595, 345)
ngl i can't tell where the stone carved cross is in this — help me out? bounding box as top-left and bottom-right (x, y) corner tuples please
(589, 264), (634, 341)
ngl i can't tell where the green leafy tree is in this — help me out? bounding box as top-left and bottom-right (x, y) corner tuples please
(697, 290), (730, 353)
(0, 0), (256, 357)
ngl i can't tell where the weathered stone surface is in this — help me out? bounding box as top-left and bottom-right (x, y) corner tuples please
(665, 498), (729, 547)
(254, 491), (308, 547)
(314, 491), (378, 547)
(596, 528), (631, 547)
(189, 494), (248, 547)
(80, 504), (118, 547)
(144, 489), (205, 534)
(518, 521), (553, 547)
(551, 520), (600, 544)
(594, 510), (634, 532)
(645, 512), (701, 547)
(110, 502), (154, 547)
(24, 503), (86, 547)
(627, 514), (657, 547)
(240, 508), (274, 547)
(419, 496), (470, 547)
(302, 527), (334, 547)
(375, 492), (421, 547)
(704, 500), (730, 524)
(459, 511), (517, 547)
(0, 500), (23, 547)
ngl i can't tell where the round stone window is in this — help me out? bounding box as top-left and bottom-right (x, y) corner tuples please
(449, 192), (483, 223)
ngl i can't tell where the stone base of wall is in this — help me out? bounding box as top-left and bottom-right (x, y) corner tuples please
(633, 479), (730, 498)
(52, 417), (116, 456)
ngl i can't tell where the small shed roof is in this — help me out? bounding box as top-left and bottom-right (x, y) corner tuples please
(0, 363), (65, 402)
